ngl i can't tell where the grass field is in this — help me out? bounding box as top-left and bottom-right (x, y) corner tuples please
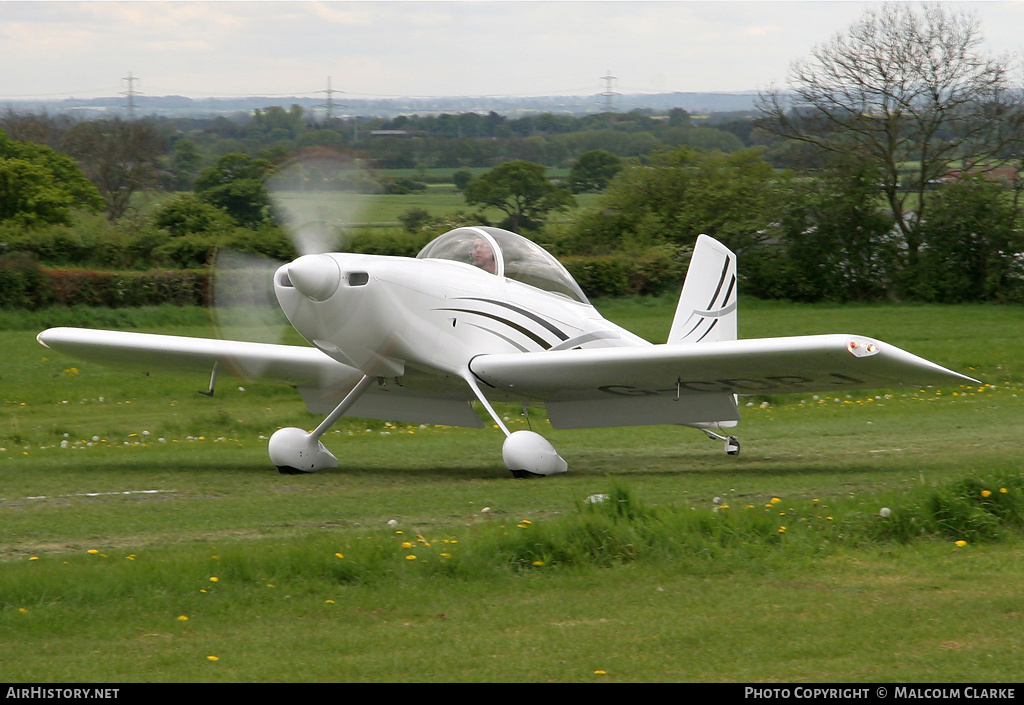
(270, 187), (601, 227)
(2, 298), (1023, 682)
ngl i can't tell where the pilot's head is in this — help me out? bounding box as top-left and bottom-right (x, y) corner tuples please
(471, 236), (496, 274)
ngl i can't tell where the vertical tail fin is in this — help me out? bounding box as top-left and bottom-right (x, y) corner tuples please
(667, 235), (737, 344)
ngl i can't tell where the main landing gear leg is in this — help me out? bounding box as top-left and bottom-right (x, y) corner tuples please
(462, 373), (567, 478)
(702, 428), (741, 456)
(268, 374), (374, 474)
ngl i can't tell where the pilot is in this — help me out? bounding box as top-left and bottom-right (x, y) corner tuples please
(471, 236), (496, 274)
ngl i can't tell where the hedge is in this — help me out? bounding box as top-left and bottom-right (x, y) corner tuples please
(0, 251), (686, 310)
(1, 261), (209, 310)
(563, 246), (687, 298)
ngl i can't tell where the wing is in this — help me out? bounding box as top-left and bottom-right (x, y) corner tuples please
(37, 327), (485, 428)
(468, 334), (978, 429)
(38, 327), (351, 385)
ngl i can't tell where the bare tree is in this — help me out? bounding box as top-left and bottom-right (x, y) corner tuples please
(756, 2), (1024, 265)
(64, 118), (164, 220)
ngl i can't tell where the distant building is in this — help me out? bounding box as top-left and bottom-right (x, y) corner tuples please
(368, 129), (424, 137)
(940, 162), (1021, 188)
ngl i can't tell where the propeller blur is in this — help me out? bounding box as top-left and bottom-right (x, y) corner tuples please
(37, 227), (977, 478)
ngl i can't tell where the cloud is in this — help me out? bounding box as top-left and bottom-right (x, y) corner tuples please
(1, 1), (1020, 100)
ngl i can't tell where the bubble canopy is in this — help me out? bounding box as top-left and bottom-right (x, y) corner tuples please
(416, 227), (589, 303)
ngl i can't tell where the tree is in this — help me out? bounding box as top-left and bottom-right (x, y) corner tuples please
(0, 129), (103, 226)
(667, 108), (691, 129)
(64, 118), (164, 220)
(463, 160), (574, 233)
(778, 158), (897, 302)
(452, 167), (473, 192)
(170, 138), (202, 190)
(152, 193), (237, 238)
(757, 3), (1024, 282)
(0, 158), (73, 227)
(567, 150), (622, 193)
(193, 153), (275, 227)
(567, 147), (790, 257)
(914, 176), (1023, 302)
(398, 206), (432, 233)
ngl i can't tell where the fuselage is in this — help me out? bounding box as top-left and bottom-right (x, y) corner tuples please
(275, 252), (650, 386)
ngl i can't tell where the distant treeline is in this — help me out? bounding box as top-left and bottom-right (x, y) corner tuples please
(1, 105), (761, 183)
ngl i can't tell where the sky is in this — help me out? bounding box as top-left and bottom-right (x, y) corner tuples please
(2, 1), (1023, 101)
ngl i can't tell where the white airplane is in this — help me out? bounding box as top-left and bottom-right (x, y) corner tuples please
(37, 227), (976, 477)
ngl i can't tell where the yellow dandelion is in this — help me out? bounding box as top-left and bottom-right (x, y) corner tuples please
(532, 560), (544, 566)
(207, 655), (219, 661)
(402, 541), (414, 548)
(177, 615), (189, 621)
(87, 549), (99, 554)
(19, 608), (28, 614)
(719, 504), (729, 509)
(29, 556), (38, 561)
(406, 554), (416, 560)
(1000, 488), (1008, 494)
(334, 552), (344, 559)
(594, 670), (607, 675)
(982, 490), (992, 498)
(770, 497), (781, 504)
(955, 540), (967, 547)
(209, 576), (219, 582)
(440, 552), (452, 558)
(325, 599), (335, 604)
(778, 526), (787, 533)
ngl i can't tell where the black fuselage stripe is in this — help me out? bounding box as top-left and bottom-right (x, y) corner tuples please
(459, 297), (570, 341)
(440, 308), (551, 349)
(464, 322), (531, 352)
